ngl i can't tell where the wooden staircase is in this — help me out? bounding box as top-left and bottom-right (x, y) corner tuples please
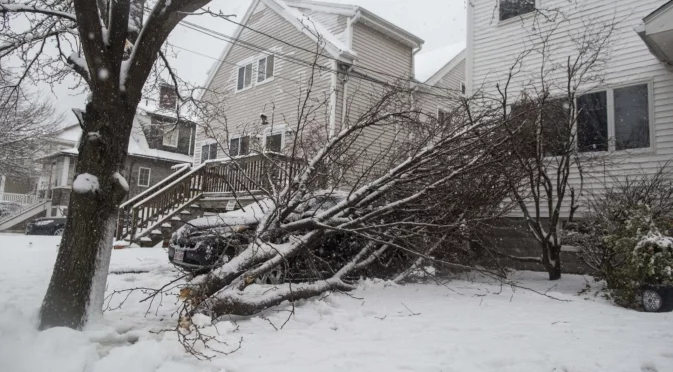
(115, 154), (301, 246)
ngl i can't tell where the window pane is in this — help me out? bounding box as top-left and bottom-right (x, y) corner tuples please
(229, 138), (240, 156)
(139, 168), (150, 186)
(240, 136), (250, 155)
(244, 64), (252, 88)
(500, 0), (535, 21)
(614, 84), (649, 150)
(209, 143), (218, 160)
(266, 133), (282, 153)
(577, 91), (608, 152)
(201, 144), (209, 163)
(258, 58), (266, 82)
(237, 67), (245, 90)
(266, 55), (274, 78)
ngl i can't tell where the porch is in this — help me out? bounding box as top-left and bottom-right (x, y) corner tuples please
(115, 153), (303, 245)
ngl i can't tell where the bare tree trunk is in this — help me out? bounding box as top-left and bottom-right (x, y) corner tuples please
(39, 100), (134, 329)
(541, 241), (562, 280)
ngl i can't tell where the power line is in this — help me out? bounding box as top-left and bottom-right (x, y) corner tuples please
(173, 20), (457, 101)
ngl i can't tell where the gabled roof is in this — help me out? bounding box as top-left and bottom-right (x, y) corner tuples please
(416, 44), (466, 85)
(202, 0), (425, 92)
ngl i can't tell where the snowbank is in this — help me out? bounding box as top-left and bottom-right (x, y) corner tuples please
(1, 233), (672, 372)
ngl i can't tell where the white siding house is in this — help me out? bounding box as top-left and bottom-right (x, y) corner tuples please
(197, 0), (424, 173)
(466, 0), (673, 217)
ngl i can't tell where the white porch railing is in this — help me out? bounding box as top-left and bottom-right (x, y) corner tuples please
(0, 193), (40, 205)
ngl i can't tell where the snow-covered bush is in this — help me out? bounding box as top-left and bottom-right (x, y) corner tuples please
(631, 231), (673, 286)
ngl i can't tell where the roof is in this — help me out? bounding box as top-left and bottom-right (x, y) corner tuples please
(202, 0), (425, 93)
(415, 42), (466, 84)
(644, 0), (673, 22)
(41, 113), (193, 164)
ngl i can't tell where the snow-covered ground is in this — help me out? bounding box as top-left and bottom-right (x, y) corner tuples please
(1, 233), (672, 372)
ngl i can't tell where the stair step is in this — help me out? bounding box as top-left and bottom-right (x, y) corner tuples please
(170, 216), (182, 221)
(161, 223), (172, 228)
(180, 210), (191, 215)
(150, 229), (162, 235)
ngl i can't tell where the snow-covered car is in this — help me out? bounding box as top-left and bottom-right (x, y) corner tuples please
(168, 194), (365, 282)
(26, 217), (67, 236)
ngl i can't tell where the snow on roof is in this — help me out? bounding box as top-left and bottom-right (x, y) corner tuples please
(42, 113), (193, 164)
(415, 42), (466, 83)
(268, 0), (356, 60)
(52, 124), (82, 144)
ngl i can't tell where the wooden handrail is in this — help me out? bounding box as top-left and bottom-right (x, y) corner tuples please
(115, 153), (304, 243)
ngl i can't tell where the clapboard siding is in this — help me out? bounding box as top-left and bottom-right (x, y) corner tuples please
(197, 1), (334, 164)
(468, 0), (673, 217)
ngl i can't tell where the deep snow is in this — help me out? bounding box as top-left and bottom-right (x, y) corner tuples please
(0, 233), (672, 372)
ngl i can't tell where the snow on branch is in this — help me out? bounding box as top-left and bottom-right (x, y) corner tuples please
(0, 2), (78, 22)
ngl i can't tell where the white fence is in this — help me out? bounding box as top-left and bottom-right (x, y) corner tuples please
(0, 193), (40, 205)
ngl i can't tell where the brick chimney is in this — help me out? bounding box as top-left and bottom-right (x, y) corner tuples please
(159, 84), (177, 110)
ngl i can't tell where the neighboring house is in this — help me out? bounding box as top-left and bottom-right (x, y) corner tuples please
(465, 0), (673, 271)
(414, 45), (467, 128)
(0, 85), (196, 231)
(197, 0), (425, 174)
(466, 0), (673, 215)
(38, 94), (196, 218)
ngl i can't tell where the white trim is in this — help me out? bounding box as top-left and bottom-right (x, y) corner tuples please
(138, 167), (151, 187)
(328, 60), (338, 139)
(466, 3), (474, 97)
(60, 157), (70, 187)
(424, 49), (467, 86)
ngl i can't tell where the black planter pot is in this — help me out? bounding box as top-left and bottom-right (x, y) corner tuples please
(642, 285), (673, 312)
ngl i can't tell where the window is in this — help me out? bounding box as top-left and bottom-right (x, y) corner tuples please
(201, 143), (218, 163)
(437, 108), (450, 125)
(162, 125), (179, 147)
(138, 167), (151, 187)
(499, 0), (535, 21)
(577, 83), (650, 153)
(265, 131), (283, 153)
(237, 63), (253, 91)
(229, 136), (250, 157)
(257, 55), (275, 83)
(614, 84), (650, 150)
(460, 81), (466, 96)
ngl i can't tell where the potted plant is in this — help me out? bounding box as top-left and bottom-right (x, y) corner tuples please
(632, 231), (673, 312)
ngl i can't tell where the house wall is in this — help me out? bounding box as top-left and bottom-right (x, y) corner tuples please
(416, 58), (466, 123)
(468, 0), (673, 217)
(142, 113), (195, 156)
(197, 0), (335, 164)
(123, 157), (180, 200)
(338, 22), (416, 185)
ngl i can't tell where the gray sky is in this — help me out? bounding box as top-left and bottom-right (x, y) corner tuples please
(46, 0), (466, 117)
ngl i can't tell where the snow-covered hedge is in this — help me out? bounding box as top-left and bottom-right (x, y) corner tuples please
(631, 231), (673, 286)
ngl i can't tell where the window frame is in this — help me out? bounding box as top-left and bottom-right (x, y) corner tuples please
(437, 107), (450, 126)
(263, 125), (287, 153)
(162, 125), (179, 148)
(576, 80), (654, 155)
(138, 167), (151, 187)
(201, 142), (218, 163)
(256, 54), (275, 85)
(460, 81), (466, 97)
(236, 61), (254, 92)
(498, 0), (537, 24)
(229, 134), (251, 157)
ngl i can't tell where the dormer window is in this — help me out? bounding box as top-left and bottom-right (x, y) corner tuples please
(499, 0), (535, 22)
(257, 55), (275, 83)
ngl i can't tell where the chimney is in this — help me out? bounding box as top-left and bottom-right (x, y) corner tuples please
(159, 84), (177, 110)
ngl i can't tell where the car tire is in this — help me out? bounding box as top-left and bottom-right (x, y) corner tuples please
(53, 228), (65, 236)
(642, 289), (663, 312)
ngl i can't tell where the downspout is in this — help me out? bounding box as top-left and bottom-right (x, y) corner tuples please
(341, 65), (355, 129)
(188, 125), (194, 158)
(328, 60), (339, 139)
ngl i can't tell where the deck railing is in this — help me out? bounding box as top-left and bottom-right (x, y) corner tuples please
(0, 193), (40, 205)
(115, 153), (302, 242)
